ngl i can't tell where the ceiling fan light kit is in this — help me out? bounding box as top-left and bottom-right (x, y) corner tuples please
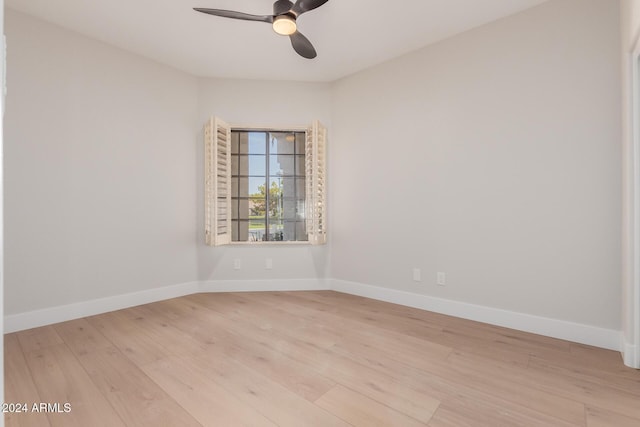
(273, 15), (297, 36)
(194, 0), (329, 59)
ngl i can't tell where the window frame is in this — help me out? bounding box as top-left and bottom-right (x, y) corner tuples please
(204, 119), (327, 247)
(230, 127), (308, 244)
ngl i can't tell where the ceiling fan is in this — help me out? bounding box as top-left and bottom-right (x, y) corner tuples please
(194, 0), (328, 59)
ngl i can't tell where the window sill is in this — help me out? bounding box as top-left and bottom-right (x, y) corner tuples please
(229, 241), (311, 246)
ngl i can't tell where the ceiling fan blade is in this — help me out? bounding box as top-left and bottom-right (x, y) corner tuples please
(289, 31), (317, 59)
(290, 0), (329, 16)
(194, 8), (274, 23)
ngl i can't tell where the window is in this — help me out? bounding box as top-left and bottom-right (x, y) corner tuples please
(204, 117), (326, 246)
(230, 130), (306, 242)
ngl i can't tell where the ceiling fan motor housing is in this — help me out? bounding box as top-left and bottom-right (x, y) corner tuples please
(274, 0), (294, 16)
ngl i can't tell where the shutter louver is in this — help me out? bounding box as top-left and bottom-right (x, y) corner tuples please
(305, 120), (327, 245)
(204, 117), (232, 246)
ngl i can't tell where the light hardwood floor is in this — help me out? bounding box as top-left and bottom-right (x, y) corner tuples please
(4, 291), (640, 426)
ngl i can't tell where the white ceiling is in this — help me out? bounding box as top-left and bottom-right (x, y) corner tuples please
(6, 0), (550, 82)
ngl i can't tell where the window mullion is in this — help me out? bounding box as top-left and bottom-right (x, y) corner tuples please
(265, 132), (270, 241)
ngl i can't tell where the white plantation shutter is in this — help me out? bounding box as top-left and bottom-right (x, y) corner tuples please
(305, 120), (327, 245)
(204, 117), (232, 246)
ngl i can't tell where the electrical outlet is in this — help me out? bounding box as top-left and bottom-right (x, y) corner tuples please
(413, 268), (421, 282)
(233, 259), (241, 270)
(437, 272), (446, 286)
(266, 258), (273, 270)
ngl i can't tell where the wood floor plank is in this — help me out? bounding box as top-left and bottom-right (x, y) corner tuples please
(149, 354), (351, 427)
(239, 291), (454, 363)
(145, 297), (337, 402)
(535, 342), (639, 381)
(217, 293), (584, 425)
(4, 334), (52, 427)
(292, 290), (453, 326)
(434, 326), (532, 367)
(586, 406), (640, 427)
(5, 291), (640, 427)
(16, 326), (64, 354)
(316, 384), (428, 426)
(277, 291), (532, 366)
(85, 311), (175, 366)
(142, 357), (279, 427)
(428, 395), (582, 427)
(52, 318), (113, 356)
(528, 353), (640, 397)
(448, 349), (640, 420)
(283, 294), (576, 425)
(186, 293), (340, 349)
(55, 319), (202, 427)
(301, 290), (575, 359)
(278, 291), (446, 340)
(442, 350), (586, 424)
(518, 354), (640, 420)
(120, 305), (226, 358)
(215, 313), (441, 423)
(22, 343), (125, 427)
(152, 296), (439, 420)
(570, 343), (628, 368)
(104, 302), (346, 425)
(329, 340), (585, 426)
(186, 294), (442, 423)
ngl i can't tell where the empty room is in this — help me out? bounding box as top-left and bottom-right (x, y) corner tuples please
(3, 0), (640, 425)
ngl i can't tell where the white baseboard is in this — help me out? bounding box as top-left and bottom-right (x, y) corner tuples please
(622, 337), (640, 368)
(330, 279), (622, 351)
(4, 279), (328, 333)
(3, 277), (623, 353)
(198, 278), (329, 293)
(3, 281), (200, 333)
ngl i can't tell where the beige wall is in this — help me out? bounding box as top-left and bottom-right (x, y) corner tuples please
(330, 0), (621, 329)
(4, 10), (200, 315)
